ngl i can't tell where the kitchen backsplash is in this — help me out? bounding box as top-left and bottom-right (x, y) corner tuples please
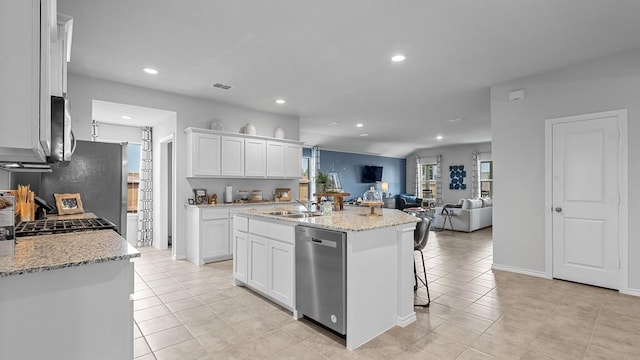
(187, 178), (299, 203)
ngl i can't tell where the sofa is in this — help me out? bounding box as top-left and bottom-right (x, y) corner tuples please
(396, 193), (423, 210)
(434, 198), (492, 232)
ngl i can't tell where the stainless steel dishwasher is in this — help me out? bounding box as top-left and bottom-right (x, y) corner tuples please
(295, 225), (347, 335)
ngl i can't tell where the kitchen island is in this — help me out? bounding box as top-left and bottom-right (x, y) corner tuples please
(232, 205), (420, 350)
(0, 230), (140, 360)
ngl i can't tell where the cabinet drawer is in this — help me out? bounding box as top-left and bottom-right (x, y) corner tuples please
(201, 208), (229, 220)
(249, 219), (294, 244)
(233, 215), (249, 232)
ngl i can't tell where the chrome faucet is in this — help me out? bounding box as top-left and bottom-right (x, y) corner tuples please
(296, 199), (315, 213)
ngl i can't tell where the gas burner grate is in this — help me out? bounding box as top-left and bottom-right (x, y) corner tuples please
(15, 218), (117, 237)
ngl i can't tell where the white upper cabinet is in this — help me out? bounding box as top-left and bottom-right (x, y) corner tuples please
(184, 127), (302, 179)
(221, 135), (245, 176)
(284, 143), (302, 178)
(266, 141), (285, 177)
(50, 14), (72, 97)
(186, 130), (221, 177)
(0, 0), (55, 162)
(244, 138), (266, 177)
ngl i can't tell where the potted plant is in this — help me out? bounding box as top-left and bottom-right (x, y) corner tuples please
(315, 170), (328, 193)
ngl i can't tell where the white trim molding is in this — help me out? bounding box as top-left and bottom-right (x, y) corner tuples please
(492, 263), (549, 279)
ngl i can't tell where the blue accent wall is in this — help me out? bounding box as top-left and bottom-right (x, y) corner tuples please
(319, 150), (406, 200)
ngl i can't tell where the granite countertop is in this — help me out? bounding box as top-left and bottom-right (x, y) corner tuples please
(236, 205), (420, 232)
(0, 230), (140, 277)
(187, 201), (294, 208)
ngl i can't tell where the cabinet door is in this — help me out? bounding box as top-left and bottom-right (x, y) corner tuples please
(266, 141), (285, 177)
(233, 230), (248, 283)
(247, 234), (268, 294)
(0, 0), (48, 162)
(268, 240), (294, 308)
(221, 135), (245, 176)
(284, 143), (302, 178)
(244, 138), (266, 177)
(200, 219), (229, 261)
(189, 133), (220, 176)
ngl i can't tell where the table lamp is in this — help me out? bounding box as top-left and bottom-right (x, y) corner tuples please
(381, 182), (389, 198)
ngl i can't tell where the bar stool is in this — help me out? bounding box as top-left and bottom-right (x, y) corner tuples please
(413, 216), (431, 307)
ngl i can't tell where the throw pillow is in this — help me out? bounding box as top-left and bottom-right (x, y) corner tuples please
(481, 198), (492, 207)
(470, 199), (483, 209)
(462, 199), (472, 209)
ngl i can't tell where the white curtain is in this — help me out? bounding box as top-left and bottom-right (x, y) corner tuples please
(137, 127), (153, 246)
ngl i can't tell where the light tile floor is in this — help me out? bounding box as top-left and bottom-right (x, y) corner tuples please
(132, 227), (640, 359)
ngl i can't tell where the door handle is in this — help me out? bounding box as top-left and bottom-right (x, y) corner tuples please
(555, 207), (563, 212)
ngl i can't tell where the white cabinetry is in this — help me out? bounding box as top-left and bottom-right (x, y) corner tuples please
(186, 131), (221, 177)
(233, 215), (295, 309)
(0, 0), (54, 162)
(285, 143), (302, 178)
(184, 127), (302, 179)
(50, 14), (72, 97)
(221, 135), (245, 176)
(244, 138), (266, 177)
(186, 206), (231, 265)
(266, 141), (285, 177)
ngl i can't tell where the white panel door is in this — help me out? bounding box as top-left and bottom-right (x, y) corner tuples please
(552, 114), (619, 289)
(244, 138), (266, 177)
(268, 240), (294, 307)
(247, 234), (268, 294)
(284, 143), (302, 178)
(221, 135), (245, 176)
(266, 141), (285, 177)
(233, 231), (248, 283)
(201, 219), (229, 261)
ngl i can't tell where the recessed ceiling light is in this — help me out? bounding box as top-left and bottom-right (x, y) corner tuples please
(328, 121), (341, 126)
(142, 67), (158, 75)
(275, 99), (286, 104)
(356, 123), (364, 128)
(449, 118), (462, 122)
(391, 54), (406, 62)
(436, 135), (443, 140)
(360, 133), (370, 137)
(121, 115), (133, 120)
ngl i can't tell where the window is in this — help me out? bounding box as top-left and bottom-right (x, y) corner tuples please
(480, 161), (493, 198)
(419, 164), (437, 200)
(127, 144), (141, 212)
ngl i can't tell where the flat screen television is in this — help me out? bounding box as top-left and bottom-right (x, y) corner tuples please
(362, 165), (383, 183)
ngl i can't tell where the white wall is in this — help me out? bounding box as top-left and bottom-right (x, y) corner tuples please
(406, 142), (491, 204)
(491, 49), (640, 291)
(67, 74), (300, 259)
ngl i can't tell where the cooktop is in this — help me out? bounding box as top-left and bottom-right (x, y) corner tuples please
(15, 218), (117, 237)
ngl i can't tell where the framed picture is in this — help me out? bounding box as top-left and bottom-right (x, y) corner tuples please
(195, 195), (209, 205)
(193, 189), (207, 197)
(54, 193), (85, 215)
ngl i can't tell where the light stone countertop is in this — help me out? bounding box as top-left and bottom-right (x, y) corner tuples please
(0, 230), (140, 277)
(234, 205), (420, 232)
(186, 201), (294, 208)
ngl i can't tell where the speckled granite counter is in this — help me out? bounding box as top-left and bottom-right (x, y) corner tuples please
(235, 205), (419, 232)
(0, 230), (140, 277)
(187, 201), (293, 208)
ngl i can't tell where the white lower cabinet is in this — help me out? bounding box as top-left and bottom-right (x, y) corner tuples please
(186, 206), (232, 265)
(247, 234), (269, 293)
(233, 215), (295, 310)
(268, 239), (294, 306)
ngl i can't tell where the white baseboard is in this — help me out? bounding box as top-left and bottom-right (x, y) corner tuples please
(491, 263), (549, 279)
(396, 312), (417, 327)
(620, 287), (640, 297)
(173, 253), (186, 260)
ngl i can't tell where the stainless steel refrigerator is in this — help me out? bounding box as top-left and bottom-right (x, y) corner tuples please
(40, 140), (128, 237)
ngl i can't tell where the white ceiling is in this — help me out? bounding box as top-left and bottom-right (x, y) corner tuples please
(59, 0), (640, 158)
(92, 100), (176, 127)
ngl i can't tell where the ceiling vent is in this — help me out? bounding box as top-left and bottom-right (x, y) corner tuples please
(211, 83), (232, 90)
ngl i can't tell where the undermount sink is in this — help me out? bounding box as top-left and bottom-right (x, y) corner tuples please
(266, 210), (323, 218)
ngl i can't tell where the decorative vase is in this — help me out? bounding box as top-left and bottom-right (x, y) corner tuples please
(326, 172), (342, 193)
(245, 123), (256, 135)
(274, 128), (285, 139)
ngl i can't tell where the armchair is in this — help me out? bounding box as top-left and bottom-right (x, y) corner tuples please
(396, 193), (423, 210)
